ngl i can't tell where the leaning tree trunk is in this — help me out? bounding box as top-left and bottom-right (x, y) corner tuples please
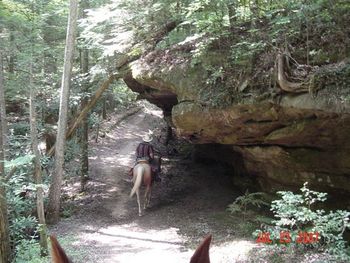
(47, 0), (78, 224)
(29, 62), (48, 255)
(46, 74), (117, 157)
(65, 75), (117, 142)
(0, 50), (11, 263)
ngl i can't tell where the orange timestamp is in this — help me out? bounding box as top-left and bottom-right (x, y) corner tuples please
(256, 231), (320, 244)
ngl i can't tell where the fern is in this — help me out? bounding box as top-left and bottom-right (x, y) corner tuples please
(227, 190), (269, 220)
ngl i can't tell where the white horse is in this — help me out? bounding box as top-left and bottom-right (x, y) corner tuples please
(129, 161), (152, 216)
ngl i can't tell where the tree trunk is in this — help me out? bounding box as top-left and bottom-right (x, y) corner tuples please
(47, 0), (79, 224)
(95, 115), (101, 143)
(0, 50), (11, 263)
(165, 124), (172, 145)
(0, 53), (7, 157)
(79, 9), (89, 191)
(29, 62), (48, 255)
(80, 107), (89, 191)
(8, 33), (15, 74)
(102, 96), (107, 120)
(0, 136), (10, 263)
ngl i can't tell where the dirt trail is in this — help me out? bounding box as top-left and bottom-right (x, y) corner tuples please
(50, 102), (256, 263)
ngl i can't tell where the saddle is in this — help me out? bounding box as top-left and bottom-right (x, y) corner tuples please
(128, 159), (160, 178)
(136, 159), (149, 164)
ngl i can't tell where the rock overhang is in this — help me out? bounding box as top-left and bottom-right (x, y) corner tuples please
(121, 48), (350, 198)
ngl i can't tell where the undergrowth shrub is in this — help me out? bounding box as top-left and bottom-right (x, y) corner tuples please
(227, 190), (268, 219)
(4, 154), (49, 260)
(14, 238), (49, 263)
(255, 182), (350, 261)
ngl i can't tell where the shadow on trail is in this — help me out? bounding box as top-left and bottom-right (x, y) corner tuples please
(85, 230), (184, 246)
(50, 103), (254, 263)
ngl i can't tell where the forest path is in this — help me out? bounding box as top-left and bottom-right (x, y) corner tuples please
(50, 102), (256, 263)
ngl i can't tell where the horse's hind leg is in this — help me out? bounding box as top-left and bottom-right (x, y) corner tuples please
(144, 186), (151, 209)
(147, 188), (152, 208)
(136, 190), (142, 216)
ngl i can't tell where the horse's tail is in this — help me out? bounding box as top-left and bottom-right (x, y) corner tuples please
(130, 166), (144, 198)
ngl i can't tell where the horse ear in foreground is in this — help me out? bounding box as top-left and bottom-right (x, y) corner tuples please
(50, 236), (72, 263)
(50, 234), (211, 263)
(190, 235), (212, 263)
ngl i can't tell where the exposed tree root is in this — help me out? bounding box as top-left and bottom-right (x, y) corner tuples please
(276, 53), (309, 93)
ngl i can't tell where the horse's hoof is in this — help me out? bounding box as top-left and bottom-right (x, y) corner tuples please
(139, 213), (142, 217)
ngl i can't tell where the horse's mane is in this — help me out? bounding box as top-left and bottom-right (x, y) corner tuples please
(50, 234), (211, 263)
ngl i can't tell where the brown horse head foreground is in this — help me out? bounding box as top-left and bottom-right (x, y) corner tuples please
(50, 234), (211, 263)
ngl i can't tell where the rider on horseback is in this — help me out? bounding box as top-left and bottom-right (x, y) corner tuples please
(134, 133), (161, 182)
(136, 134), (154, 162)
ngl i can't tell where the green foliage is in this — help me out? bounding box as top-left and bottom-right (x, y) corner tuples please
(112, 81), (138, 105)
(80, 0), (350, 94)
(203, 65), (224, 86)
(156, 28), (191, 50)
(9, 216), (38, 242)
(230, 40), (266, 66)
(257, 183), (350, 261)
(184, 0), (229, 33)
(61, 205), (74, 218)
(6, 172), (38, 243)
(4, 154), (49, 256)
(14, 239), (49, 263)
(227, 190), (269, 218)
(11, 122), (30, 136)
(1, 0), (349, 260)
(88, 111), (100, 128)
(5, 154), (34, 170)
(271, 183), (327, 228)
(64, 139), (81, 164)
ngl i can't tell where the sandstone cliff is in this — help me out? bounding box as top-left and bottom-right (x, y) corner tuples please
(122, 38), (350, 198)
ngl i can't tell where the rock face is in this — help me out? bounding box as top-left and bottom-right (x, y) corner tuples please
(123, 45), (350, 198)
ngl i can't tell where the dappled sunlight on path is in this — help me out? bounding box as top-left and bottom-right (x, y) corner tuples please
(51, 102), (256, 262)
(81, 224), (192, 263)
